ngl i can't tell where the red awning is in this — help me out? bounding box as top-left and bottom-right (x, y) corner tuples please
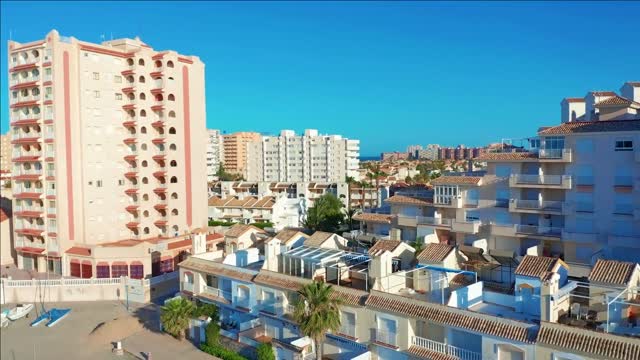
(15, 247), (45, 255)
(65, 246), (92, 256)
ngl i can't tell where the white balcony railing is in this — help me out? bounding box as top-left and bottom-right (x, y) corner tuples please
(511, 199), (563, 212)
(412, 336), (482, 360)
(10, 75), (40, 86)
(204, 286), (232, 301)
(12, 131), (41, 140)
(14, 185), (44, 194)
(374, 329), (397, 347)
(510, 174), (571, 187)
(11, 112), (42, 122)
(11, 56), (41, 67)
(538, 148), (572, 161)
(10, 94), (40, 104)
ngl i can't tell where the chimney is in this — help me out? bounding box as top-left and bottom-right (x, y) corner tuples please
(264, 238), (282, 272)
(541, 273), (560, 322)
(369, 251), (394, 291)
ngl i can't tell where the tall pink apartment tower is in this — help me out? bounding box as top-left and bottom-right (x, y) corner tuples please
(8, 30), (208, 278)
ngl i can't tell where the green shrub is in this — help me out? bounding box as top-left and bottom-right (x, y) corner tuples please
(208, 220), (237, 227)
(204, 321), (220, 347)
(193, 302), (219, 321)
(201, 343), (248, 360)
(256, 343), (275, 360)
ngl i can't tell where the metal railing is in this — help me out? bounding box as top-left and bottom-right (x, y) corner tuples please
(234, 296), (251, 309)
(11, 56), (41, 67)
(10, 94), (40, 104)
(12, 131), (41, 140)
(411, 336), (481, 360)
(14, 185), (44, 193)
(204, 286), (232, 301)
(337, 324), (356, 338)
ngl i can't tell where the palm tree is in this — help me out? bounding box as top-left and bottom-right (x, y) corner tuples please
(345, 207), (358, 230)
(293, 281), (342, 360)
(160, 297), (195, 340)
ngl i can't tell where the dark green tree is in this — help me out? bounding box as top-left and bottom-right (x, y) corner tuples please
(303, 193), (345, 232)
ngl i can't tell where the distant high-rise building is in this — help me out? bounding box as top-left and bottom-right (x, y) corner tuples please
(246, 129), (360, 182)
(206, 129), (222, 182)
(222, 132), (261, 177)
(8, 30), (207, 277)
(406, 144), (423, 158)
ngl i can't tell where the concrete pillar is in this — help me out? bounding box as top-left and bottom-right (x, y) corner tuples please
(37, 256), (47, 273)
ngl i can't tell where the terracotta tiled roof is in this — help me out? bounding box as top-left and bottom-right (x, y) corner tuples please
(225, 224), (265, 238)
(368, 240), (401, 256)
(563, 97), (585, 103)
(385, 195), (433, 206)
(303, 231), (335, 247)
(430, 176), (482, 186)
(206, 233), (224, 242)
(274, 229), (308, 244)
(595, 94), (640, 107)
(353, 213), (394, 224)
(417, 243), (454, 263)
(179, 257), (256, 282)
(254, 270), (367, 306)
(406, 346), (458, 360)
(65, 246), (92, 256)
(365, 290), (536, 343)
(515, 255), (567, 280)
(590, 91), (617, 96)
(208, 195), (275, 209)
(538, 119), (640, 135)
(474, 152), (538, 161)
(0, 208), (8, 222)
(588, 259), (638, 286)
(537, 322), (640, 360)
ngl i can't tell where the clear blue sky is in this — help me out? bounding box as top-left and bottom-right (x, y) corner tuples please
(2, 1), (638, 156)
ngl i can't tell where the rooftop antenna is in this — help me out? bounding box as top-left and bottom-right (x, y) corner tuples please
(100, 34), (105, 43)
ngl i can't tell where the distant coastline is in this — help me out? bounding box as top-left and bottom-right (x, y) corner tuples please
(360, 156), (380, 162)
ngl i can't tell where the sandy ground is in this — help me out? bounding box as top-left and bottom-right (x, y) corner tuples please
(1, 300), (220, 360)
(1, 301), (141, 360)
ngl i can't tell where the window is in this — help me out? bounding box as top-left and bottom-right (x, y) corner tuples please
(111, 264), (129, 277)
(160, 259), (173, 273)
(81, 261), (92, 278)
(615, 139), (633, 151)
(96, 265), (110, 278)
(93, 72), (99, 80)
(118, 180), (124, 186)
(94, 90), (100, 98)
(115, 93), (122, 100)
(70, 261), (81, 277)
(114, 75), (122, 83)
(130, 263), (144, 279)
(96, 180), (103, 187)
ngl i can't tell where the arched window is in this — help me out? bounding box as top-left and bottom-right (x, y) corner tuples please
(81, 261), (92, 279)
(143, 194), (149, 201)
(171, 209), (179, 216)
(142, 177), (149, 184)
(169, 127), (176, 135)
(170, 160), (177, 167)
(96, 263), (110, 278)
(169, 144), (177, 151)
(127, 58), (134, 66)
(155, 94), (163, 101)
(140, 109), (146, 117)
(168, 94), (175, 101)
(172, 225), (179, 233)
(171, 192), (178, 199)
(130, 262), (144, 279)
(111, 262), (129, 277)
(139, 92), (146, 100)
(170, 176), (178, 183)
(142, 160), (148, 167)
(155, 60), (162, 68)
(128, 93), (135, 100)
(138, 75), (145, 83)
(143, 210), (149, 217)
(141, 143), (147, 151)
(128, 110), (135, 118)
(70, 259), (81, 278)
(127, 75), (134, 83)
(141, 126), (147, 134)
(32, 49), (40, 59)
(168, 111), (176, 118)
(167, 61), (174, 68)
(143, 227), (149, 234)
(138, 58), (145, 66)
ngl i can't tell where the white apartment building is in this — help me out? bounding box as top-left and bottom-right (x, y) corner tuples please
(8, 30), (208, 278)
(208, 194), (302, 230)
(359, 81), (640, 278)
(246, 129), (360, 183)
(206, 129), (222, 182)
